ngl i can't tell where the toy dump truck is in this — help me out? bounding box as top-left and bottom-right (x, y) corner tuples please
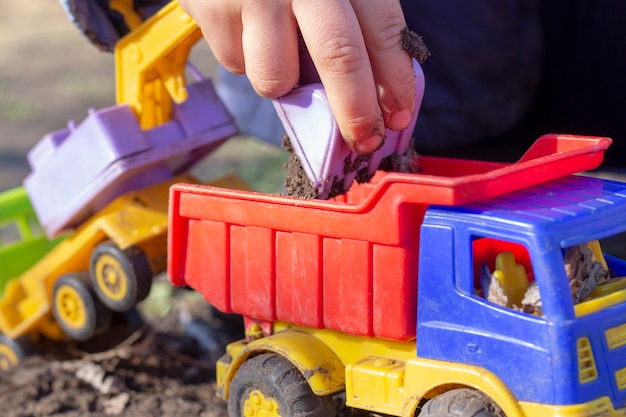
(0, 187), (66, 368)
(0, 174), (246, 369)
(0, 176), (178, 367)
(0, 172), (246, 369)
(169, 134), (626, 416)
(0, 187), (65, 297)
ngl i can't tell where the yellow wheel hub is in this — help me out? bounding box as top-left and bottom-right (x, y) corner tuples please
(243, 390), (281, 417)
(55, 286), (87, 329)
(0, 344), (18, 370)
(94, 253), (128, 302)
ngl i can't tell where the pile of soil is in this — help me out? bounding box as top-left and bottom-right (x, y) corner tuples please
(0, 286), (239, 417)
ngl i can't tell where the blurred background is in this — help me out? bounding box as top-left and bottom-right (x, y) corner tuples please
(0, 2), (114, 191)
(0, 1), (287, 193)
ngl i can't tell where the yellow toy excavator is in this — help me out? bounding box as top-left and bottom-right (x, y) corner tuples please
(0, 1), (243, 369)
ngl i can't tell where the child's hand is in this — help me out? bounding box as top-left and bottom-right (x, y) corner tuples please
(179, 0), (416, 153)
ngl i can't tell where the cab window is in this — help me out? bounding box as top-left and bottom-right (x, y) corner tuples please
(0, 220), (23, 248)
(471, 236), (542, 315)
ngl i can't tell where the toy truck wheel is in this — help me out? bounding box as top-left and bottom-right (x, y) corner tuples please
(90, 243), (153, 312)
(52, 272), (112, 341)
(419, 388), (505, 417)
(228, 353), (336, 417)
(0, 335), (28, 370)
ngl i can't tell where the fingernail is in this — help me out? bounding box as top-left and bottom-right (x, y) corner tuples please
(387, 108), (413, 130)
(355, 135), (384, 154)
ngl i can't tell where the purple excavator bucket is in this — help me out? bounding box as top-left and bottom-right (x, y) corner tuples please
(24, 78), (237, 238)
(273, 58), (425, 199)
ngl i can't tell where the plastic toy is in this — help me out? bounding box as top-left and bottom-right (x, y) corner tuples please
(0, 1), (246, 368)
(169, 134), (626, 416)
(0, 187), (64, 367)
(0, 173), (248, 369)
(0, 0), (261, 371)
(274, 29), (428, 200)
(0, 187), (65, 298)
(0, 176), (178, 360)
(274, 58), (425, 199)
(24, 0), (236, 238)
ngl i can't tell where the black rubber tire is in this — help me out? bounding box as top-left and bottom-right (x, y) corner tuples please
(418, 388), (505, 417)
(52, 272), (112, 341)
(228, 353), (336, 417)
(90, 242), (153, 312)
(115, 306), (145, 330)
(0, 335), (28, 370)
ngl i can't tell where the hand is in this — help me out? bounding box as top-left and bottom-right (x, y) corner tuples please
(179, 0), (416, 154)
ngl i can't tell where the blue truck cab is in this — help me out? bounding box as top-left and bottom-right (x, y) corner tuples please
(419, 174), (626, 414)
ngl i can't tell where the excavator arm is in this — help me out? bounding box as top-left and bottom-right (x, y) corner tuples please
(113, 0), (202, 129)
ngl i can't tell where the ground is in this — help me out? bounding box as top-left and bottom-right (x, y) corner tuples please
(0, 279), (244, 417)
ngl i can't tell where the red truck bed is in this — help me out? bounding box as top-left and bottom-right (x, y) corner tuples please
(168, 134), (610, 341)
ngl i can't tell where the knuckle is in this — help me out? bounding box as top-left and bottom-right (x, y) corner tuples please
(315, 37), (365, 74)
(223, 62), (246, 75)
(251, 76), (297, 98)
(348, 113), (384, 135)
(180, 0), (217, 19)
(208, 45), (246, 74)
(178, 0), (190, 12)
(368, 19), (406, 53)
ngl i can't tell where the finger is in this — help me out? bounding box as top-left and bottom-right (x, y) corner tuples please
(294, 0), (384, 153)
(351, 0), (415, 131)
(180, 0), (246, 73)
(241, 1), (300, 97)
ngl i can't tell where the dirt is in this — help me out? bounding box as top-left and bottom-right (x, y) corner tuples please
(0, 283), (242, 417)
(401, 27), (430, 64)
(283, 134), (319, 199)
(378, 141), (422, 174)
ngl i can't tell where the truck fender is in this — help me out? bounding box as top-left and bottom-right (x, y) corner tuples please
(402, 357), (525, 417)
(224, 330), (346, 399)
